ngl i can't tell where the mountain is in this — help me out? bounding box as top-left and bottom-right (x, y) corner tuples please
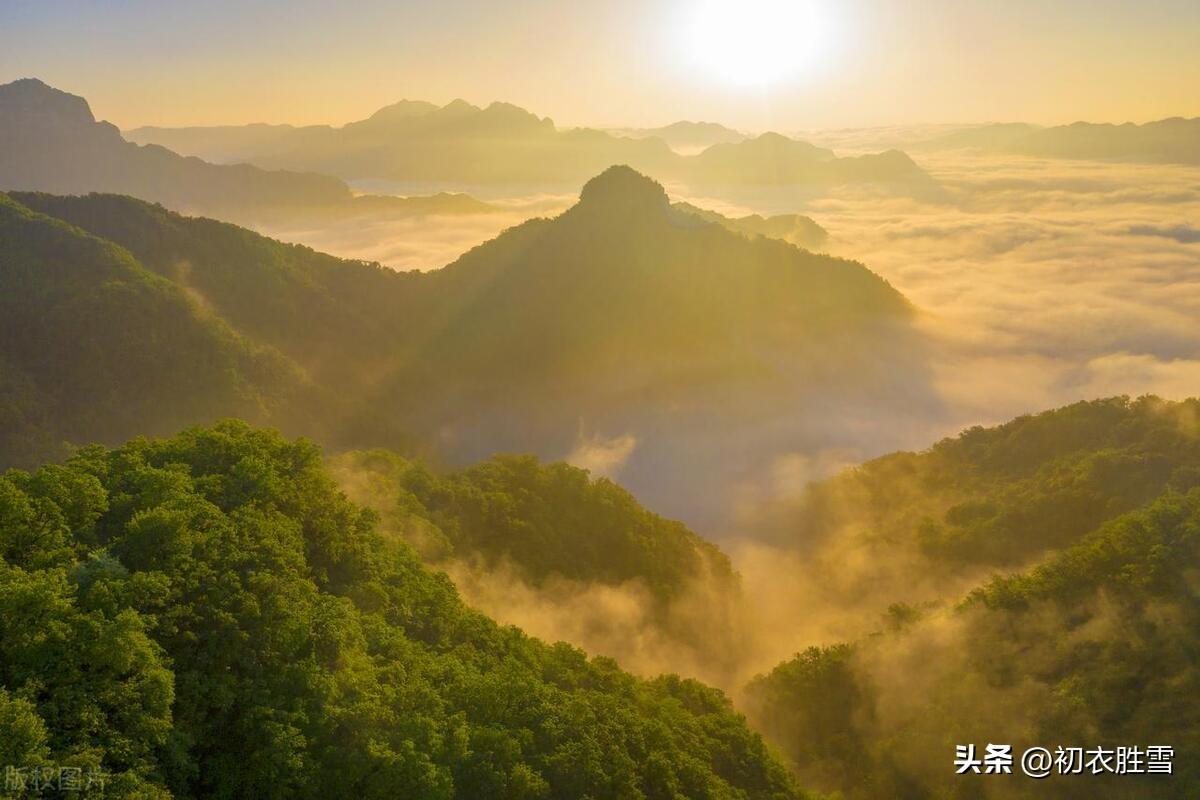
(127, 93), (936, 191)
(609, 120), (749, 152)
(747, 395), (1200, 622)
(331, 447), (753, 685)
(359, 166), (935, 523)
(118, 121), (317, 164)
(743, 395), (1200, 799)
(905, 117), (1200, 164)
(906, 121), (1042, 151)
(0, 420), (805, 799)
(133, 96), (674, 185)
(0, 78), (498, 227)
(1003, 117), (1200, 164)
(334, 449), (735, 601)
(7, 167), (937, 527)
(7, 191), (414, 388)
(0, 79), (349, 211)
(0, 191), (315, 468)
(672, 201), (829, 250)
(679, 133), (935, 191)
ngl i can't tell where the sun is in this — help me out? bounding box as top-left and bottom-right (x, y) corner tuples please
(679, 0), (836, 89)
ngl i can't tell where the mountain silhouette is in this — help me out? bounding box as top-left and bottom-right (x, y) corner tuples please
(0, 78), (349, 211)
(907, 117), (1200, 164)
(128, 94), (936, 191)
(0, 78), (497, 225)
(610, 120), (749, 152)
(1006, 116), (1200, 163)
(672, 201), (829, 249)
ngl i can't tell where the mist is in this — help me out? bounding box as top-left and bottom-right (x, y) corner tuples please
(313, 147), (1200, 733)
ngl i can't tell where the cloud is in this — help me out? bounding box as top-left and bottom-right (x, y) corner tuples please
(564, 429), (638, 478)
(1078, 352), (1200, 400)
(773, 153), (1200, 428)
(251, 192), (575, 271)
(321, 148), (1200, 715)
(1127, 223), (1200, 244)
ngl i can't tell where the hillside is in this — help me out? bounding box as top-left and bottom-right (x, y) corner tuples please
(0, 192), (313, 468)
(8, 191), (417, 382)
(743, 396), (1200, 798)
(10, 169), (936, 526)
(747, 396), (1200, 625)
(367, 166), (934, 522)
(0, 420), (804, 799)
(672, 201), (829, 249)
(329, 448), (754, 686)
(334, 449), (735, 601)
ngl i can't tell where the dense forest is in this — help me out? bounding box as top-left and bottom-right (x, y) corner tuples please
(744, 397), (1200, 799)
(330, 449), (751, 686)
(0, 192), (312, 467)
(0, 421), (804, 799)
(333, 450), (735, 603)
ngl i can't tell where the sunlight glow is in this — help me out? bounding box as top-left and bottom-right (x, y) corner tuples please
(679, 0), (838, 89)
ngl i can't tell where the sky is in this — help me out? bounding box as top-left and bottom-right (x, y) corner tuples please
(2, 0), (1198, 131)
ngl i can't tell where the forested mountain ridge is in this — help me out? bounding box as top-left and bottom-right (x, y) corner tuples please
(0, 420), (806, 799)
(6, 168), (936, 527)
(8, 190), (420, 386)
(333, 449), (736, 604)
(0, 192), (314, 469)
(744, 395), (1200, 799)
(759, 395), (1200, 577)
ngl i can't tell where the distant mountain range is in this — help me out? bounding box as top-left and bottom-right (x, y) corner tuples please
(0, 78), (498, 224)
(1, 166), (935, 524)
(911, 117), (1200, 163)
(126, 94), (934, 190)
(1007, 117), (1200, 163)
(672, 201), (829, 250)
(607, 120), (749, 152)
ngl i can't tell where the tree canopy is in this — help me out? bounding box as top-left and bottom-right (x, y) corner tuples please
(0, 421), (803, 800)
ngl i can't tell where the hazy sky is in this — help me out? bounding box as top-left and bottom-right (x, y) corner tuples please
(2, 0), (1197, 131)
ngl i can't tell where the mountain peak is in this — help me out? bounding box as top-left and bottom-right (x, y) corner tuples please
(577, 165), (669, 215)
(0, 78), (96, 127)
(364, 99), (440, 123)
(441, 98), (480, 115)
